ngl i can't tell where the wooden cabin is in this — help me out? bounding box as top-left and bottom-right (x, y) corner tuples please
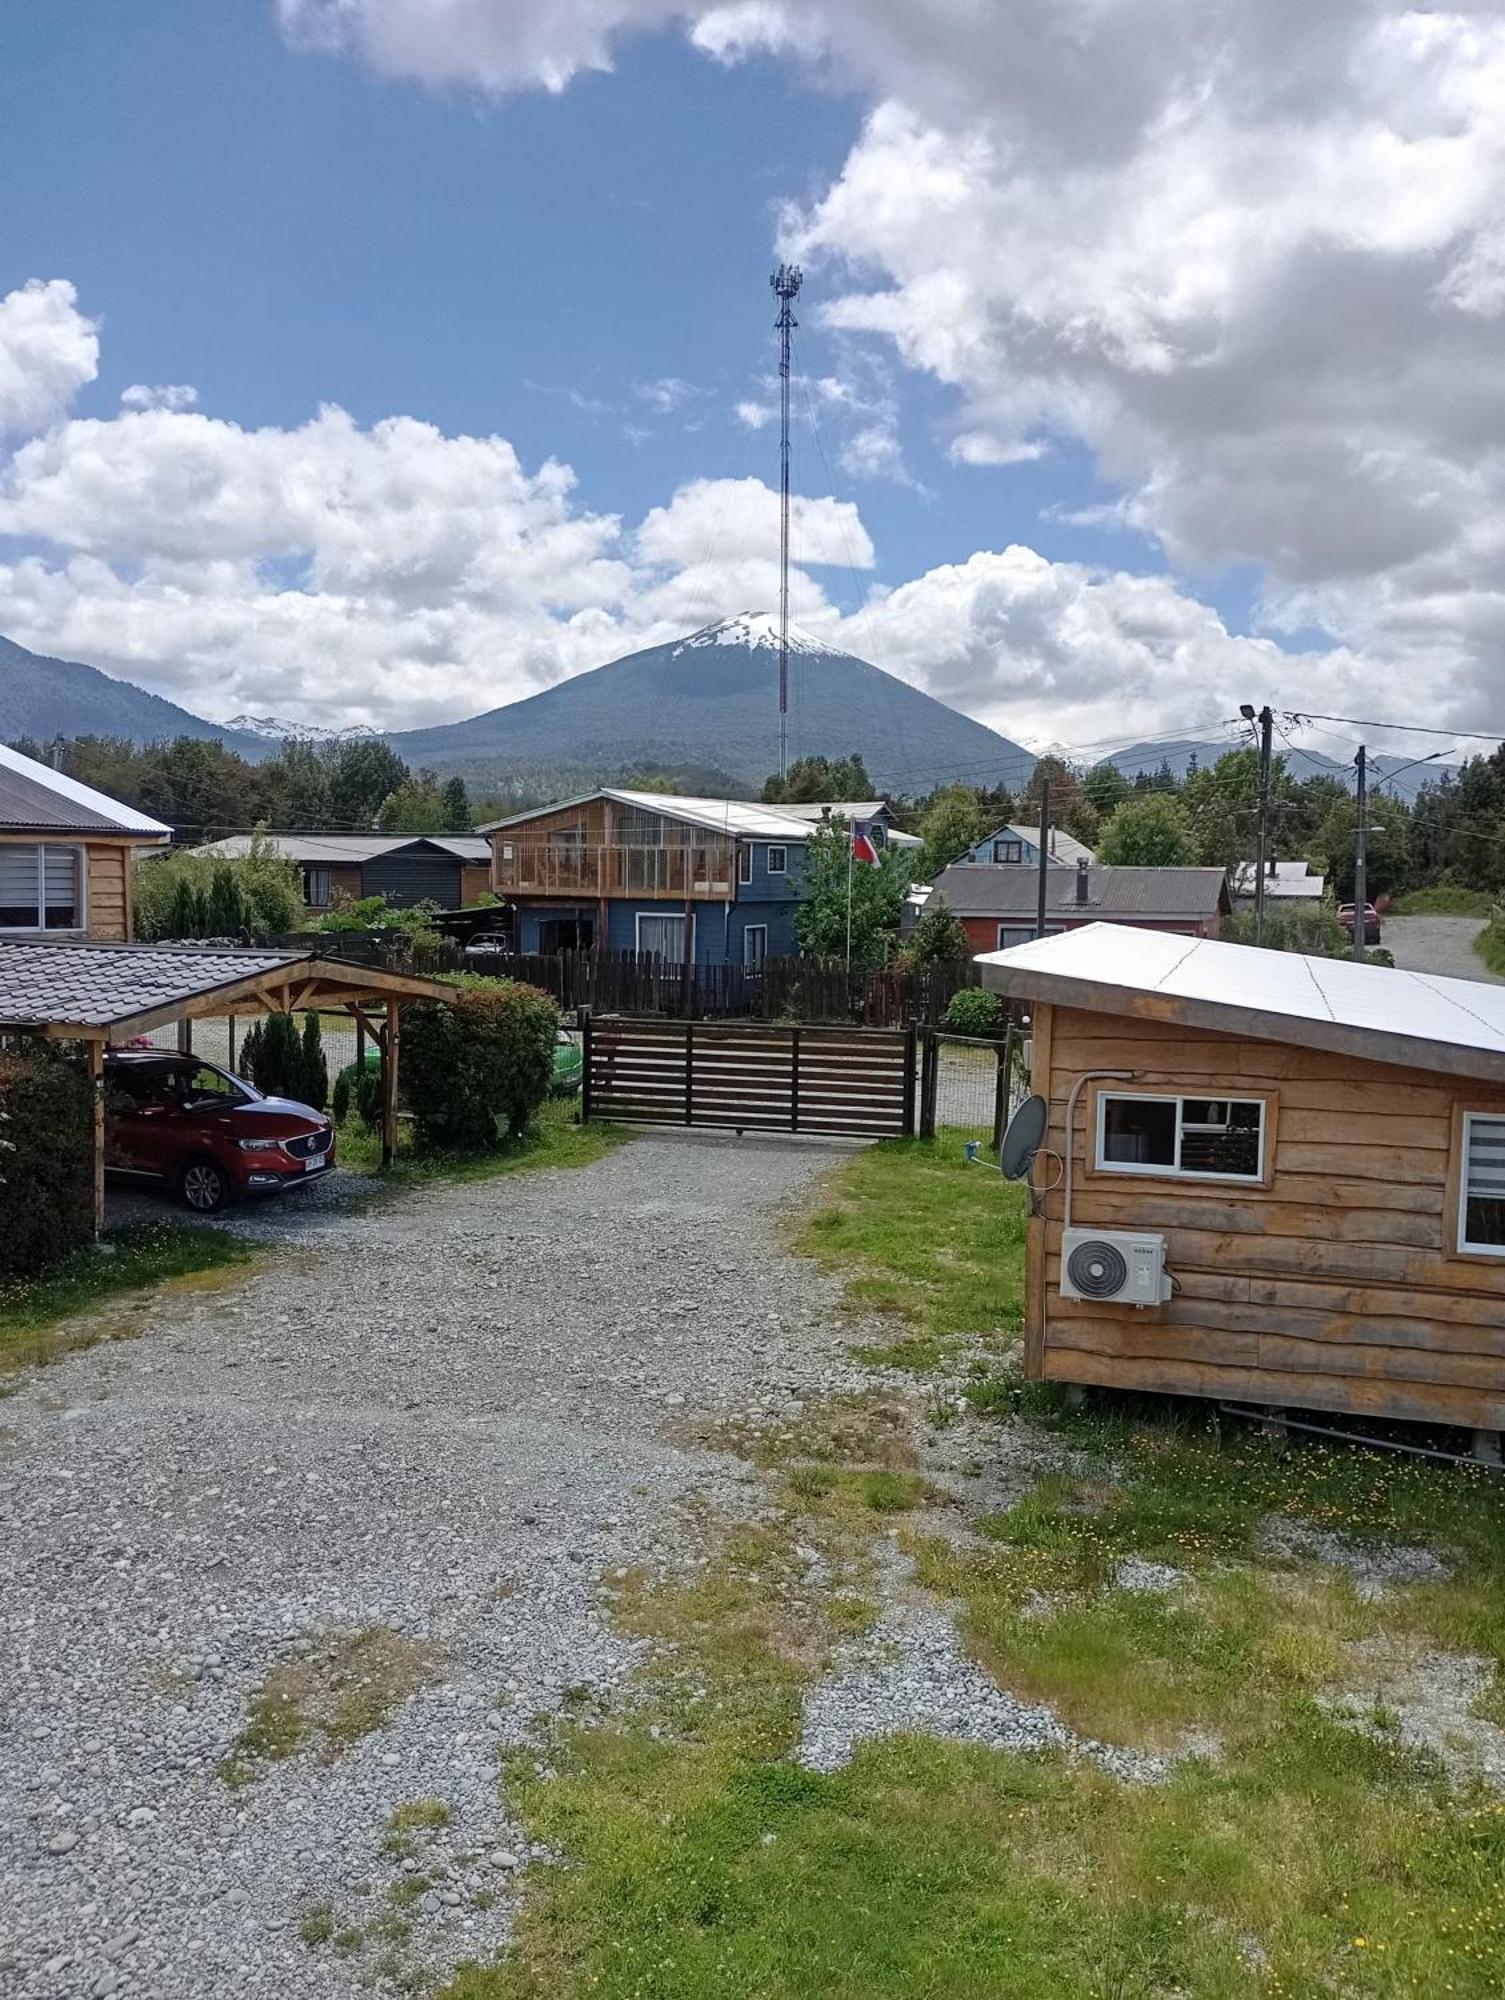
(0, 741), (170, 942)
(979, 923), (1505, 1438)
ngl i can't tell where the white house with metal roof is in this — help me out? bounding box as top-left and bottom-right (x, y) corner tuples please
(0, 740), (169, 941)
(977, 923), (1505, 1442)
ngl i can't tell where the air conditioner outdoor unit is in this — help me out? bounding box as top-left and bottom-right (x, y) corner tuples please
(1059, 1227), (1172, 1307)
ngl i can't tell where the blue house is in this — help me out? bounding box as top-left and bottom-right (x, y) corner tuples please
(957, 821), (1095, 869)
(481, 788), (840, 968)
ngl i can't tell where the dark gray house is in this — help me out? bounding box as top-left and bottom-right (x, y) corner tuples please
(190, 833), (491, 912)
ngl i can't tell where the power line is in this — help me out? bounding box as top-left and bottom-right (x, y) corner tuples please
(1285, 709), (1505, 745)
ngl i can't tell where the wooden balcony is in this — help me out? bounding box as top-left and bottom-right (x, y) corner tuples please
(494, 840), (737, 901)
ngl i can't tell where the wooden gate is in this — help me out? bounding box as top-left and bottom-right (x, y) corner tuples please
(582, 1015), (917, 1139)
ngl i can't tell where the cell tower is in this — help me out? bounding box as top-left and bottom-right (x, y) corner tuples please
(771, 262), (803, 782)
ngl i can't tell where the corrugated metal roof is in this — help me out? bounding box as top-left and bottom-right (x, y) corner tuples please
(192, 833), (490, 864)
(976, 922), (1505, 1083)
(0, 941), (301, 1030)
(929, 863), (1227, 919)
(481, 789), (819, 842)
(1230, 860), (1327, 898)
(0, 742), (171, 838)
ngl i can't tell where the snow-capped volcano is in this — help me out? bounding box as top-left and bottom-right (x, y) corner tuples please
(218, 714), (379, 744)
(674, 611), (834, 657)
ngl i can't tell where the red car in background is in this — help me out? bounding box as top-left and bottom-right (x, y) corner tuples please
(104, 1051), (334, 1213)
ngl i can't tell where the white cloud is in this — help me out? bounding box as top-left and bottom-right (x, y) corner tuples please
(634, 375), (700, 413)
(635, 475), (874, 570)
(0, 279), (98, 438)
(734, 398), (775, 429)
(277, 1), (1505, 731)
(120, 383), (199, 412)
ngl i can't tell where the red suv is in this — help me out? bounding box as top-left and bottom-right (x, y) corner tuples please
(104, 1051), (335, 1213)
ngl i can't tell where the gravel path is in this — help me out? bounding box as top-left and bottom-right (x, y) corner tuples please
(0, 1130), (871, 2000)
(1382, 914), (1503, 983)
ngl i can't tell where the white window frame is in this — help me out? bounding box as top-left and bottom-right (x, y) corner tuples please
(738, 842), (753, 885)
(1457, 1111), (1505, 1258)
(1094, 1090), (1266, 1185)
(996, 838), (1024, 863)
(635, 910), (687, 960)
(996, 924), (1035, 949)
(0, 842), (86, 934)
(302, 865), (332, 909)
(765, 844), (788, 875)
(742, 923), (768, 970)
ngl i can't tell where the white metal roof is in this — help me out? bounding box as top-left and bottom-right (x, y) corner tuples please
(1230, 859), (1327, 899)
(191, 833), (490, 863)
(0, 741), (171, 838)
(481, 788), (819, 842)
(977, 921), (1505, 1084)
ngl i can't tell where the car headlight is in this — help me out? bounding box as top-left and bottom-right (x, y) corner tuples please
(238, 1137), (280, 1152)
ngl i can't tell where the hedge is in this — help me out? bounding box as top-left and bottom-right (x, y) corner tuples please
(401, 982), (558, 1150)
(0, 1042), (94, 1280)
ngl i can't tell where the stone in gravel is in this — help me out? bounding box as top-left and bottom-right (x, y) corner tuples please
(47, 1831), (80, 1854)
(1113, 1556), (1187, 1594)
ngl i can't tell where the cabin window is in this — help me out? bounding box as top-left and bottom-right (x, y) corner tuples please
(994, 838), (1024, 863)
(1096, 1091), (1265, 1182)
(302, 866), (332, 908)
(0, 844), (83, 931)
(997, 924), (1035, 949)
(636, 912), (686, 961)
(1458, 1113), (1505, 1255)
(765, 845), (788, 875)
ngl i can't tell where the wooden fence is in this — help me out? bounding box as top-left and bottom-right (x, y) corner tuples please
(583, 1016), (917, 1139)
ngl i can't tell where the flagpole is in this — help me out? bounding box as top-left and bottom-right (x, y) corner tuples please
(845, 832), (854, 971)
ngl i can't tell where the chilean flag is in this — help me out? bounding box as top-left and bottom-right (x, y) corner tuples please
(850, 820), (880, 867)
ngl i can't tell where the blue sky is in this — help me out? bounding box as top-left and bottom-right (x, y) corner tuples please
(0, 2), (1496, 750)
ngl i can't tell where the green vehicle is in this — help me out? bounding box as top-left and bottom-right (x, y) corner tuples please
(552, 1029), (583, 1094)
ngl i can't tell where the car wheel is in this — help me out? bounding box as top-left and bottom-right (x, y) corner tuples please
(180, 1155), (230, 1214)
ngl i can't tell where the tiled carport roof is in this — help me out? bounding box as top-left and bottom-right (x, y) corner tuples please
(0, 940), (456, 1038)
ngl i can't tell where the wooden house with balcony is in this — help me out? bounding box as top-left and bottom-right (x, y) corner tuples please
(481, 789), (831, 967)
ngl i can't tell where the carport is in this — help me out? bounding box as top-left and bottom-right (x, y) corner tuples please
(0, 939), (456, 1230)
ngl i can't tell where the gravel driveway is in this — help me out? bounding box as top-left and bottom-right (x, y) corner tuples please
(1383, 913), (1504, 983)
(0, 1130), (870, 2000)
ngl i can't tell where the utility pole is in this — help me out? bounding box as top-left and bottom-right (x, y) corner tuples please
(771, 263), (803, 785)
(1240, 702), (1274, 945)
(1035, 777), (1051, 941)
(1353, 744), (1367, 962)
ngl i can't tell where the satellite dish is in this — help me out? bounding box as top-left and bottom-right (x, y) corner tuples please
(999, 1094), (1048, 1180)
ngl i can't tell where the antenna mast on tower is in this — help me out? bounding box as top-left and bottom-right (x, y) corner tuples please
(771, 262), (803, 782)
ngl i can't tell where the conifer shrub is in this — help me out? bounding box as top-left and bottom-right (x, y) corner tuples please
(0, 1042), (93, 1279)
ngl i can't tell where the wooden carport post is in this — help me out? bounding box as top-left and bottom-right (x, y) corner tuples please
(87, 1036), (106, 1240)
(382, 998), (401, 1168)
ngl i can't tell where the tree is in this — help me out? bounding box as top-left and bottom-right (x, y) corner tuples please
(299, 1012), (329, 1111)
(1223, 906), (1348, 956)
(909, 897), (968, 963)
(1310, 791), (1412, 900)
(1081, 762), (1131, 814)
(916, 785), (988, 881)
(762, 752), (876, 804)
(439, 776), (472, 831)
(1181, 747), (1291, 874)
(267, 738), (334, 826)
(1095, 793), (1195, 866)
(402, 981), (559, 1147)
(329, 740), (410, 827)
(1021, 754), (1079, 815)
(203, 865), (250, 938)
(793, 823), (907, 964)
(377, 776), (448, 832)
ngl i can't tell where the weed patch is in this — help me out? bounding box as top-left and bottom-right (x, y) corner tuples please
(0, 1221), (251, 1379)
(221, 1627), (448, 1786)
(335, 1095), (628, 1188)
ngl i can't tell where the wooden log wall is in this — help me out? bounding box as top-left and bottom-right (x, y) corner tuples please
(1033, 1002), (1505, 1428)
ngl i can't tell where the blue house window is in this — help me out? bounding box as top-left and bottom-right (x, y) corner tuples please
(637, 912), (686, 960)
(738, 844), (752, 885)
(765, 845), (788, 874)
(743, 924), (768, 970)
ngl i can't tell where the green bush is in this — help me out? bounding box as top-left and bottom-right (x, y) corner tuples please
(909, 898), (968, 964)
(240, 1012), (328, 1106)
(943, 987), (1002, 1037)
(353, 1066), (384, 1133)
(331, 1070), (351, 1125)
(401, 982), (558, 1150)
(134, 835), (302, 942)
(0, 1042), (93, 1280)
(1223, 906), (1349, 957)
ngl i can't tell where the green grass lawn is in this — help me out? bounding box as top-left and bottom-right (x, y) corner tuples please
(1389, 887), (1497, 918)
(333, 1093), (628, 1189)
(0, 1220), (251, 1378)
(795, 1130), (1028, 1368)
(425, 1132), (1505, 2000)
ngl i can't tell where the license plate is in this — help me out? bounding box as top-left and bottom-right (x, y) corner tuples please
(303, 1154), (323, 1172)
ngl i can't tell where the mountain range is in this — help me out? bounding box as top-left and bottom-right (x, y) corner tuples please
(0, 621), (1457, 801)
